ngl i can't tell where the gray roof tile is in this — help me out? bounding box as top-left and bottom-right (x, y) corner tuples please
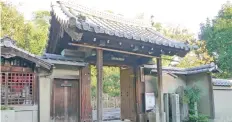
(212, 79), (232, 86)
(144, 63), (221, 75)
(51, 0), (193, 52)
(41, 53), (87, 66)
(1, 37), (52, 70)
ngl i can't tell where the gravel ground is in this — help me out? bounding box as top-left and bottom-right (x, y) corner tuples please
(92, 108), (121, 121)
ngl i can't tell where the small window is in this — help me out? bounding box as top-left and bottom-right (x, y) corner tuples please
(1, 72), (35, 105)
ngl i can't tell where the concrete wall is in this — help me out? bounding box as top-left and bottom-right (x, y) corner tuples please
(186, 73), (214, 119)
(213, 86), (232, 122)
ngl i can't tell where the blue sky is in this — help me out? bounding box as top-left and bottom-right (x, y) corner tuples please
(8, 0), (232, 36)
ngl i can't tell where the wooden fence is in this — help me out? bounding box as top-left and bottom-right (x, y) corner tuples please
(91, 94), (120, 110)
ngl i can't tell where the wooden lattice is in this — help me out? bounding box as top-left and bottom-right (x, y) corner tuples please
(91, 95), (121, 110)
(1, 72), (35, 105)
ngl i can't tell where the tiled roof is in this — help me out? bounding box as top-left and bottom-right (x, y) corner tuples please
(212, 79), (232, 86)
(144, 63), (221, 75)
(51, 0), (193, 52)
(1, 37), (52, 70)
(41, 53), (87, 66)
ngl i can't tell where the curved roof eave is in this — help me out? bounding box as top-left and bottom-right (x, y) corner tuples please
(1, 37), (53, 70)
(49, 0), (194, 57)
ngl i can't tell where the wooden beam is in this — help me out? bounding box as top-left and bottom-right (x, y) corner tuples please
(96, 49), (103, 122)
(157, 58), (164, 122)
(69, 43), (180, 62)
(69, 43), (159, 58)
(85, 53), (150, 67)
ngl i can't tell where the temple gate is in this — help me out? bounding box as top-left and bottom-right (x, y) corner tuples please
(46, 1), (192, 122)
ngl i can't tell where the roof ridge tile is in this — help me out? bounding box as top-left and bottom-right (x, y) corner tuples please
(58, 0), (151, 27)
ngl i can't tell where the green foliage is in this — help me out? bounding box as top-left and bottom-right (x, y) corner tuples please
(163, 26), (195, 42)
(0, 106), (14, 110)
(1, 1), (50, 55)
(90, 65), (97, 97)
(151, 22), (213, 69)
(182, 85), (209, 122)
(152, 23), (208, 67)
(183, 85), (201, 104)
(177, 41), (214, 68)
(103, 73), (120, 97)
(153, 24), (186, 67)
(187, 114), (209, 122)
(105, 10), (114, 14)
(151, 55), (174, 66)
(153, 22), (163, 32)
(199, 1), (232, 78)
(90, 65), (120, 97)
(1, 2), (25, 45)
(32, 11), (50, 34)
(152, 24), (195, 42)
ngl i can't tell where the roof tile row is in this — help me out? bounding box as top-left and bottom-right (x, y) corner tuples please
(51, 0), (192, 52)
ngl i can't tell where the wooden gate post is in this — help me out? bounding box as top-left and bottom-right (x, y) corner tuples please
(157, 58), (164, 122)
(80, 65), (92, 122)
(135, 66), (146, 115)
(97, 49), (103, 122)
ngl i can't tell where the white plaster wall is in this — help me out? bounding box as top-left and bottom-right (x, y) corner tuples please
(162, 73), (186, 93)
(213, 86), (232, 122)
(145, 73), (215, 120)
(145, 73), (186, 93)
(14, 105), (38, 122)
(53, 65), (79, 77)
(145, 75), (157, 93)
(52, 68), (79, 76)
(145, 73), (186, 122)
(1, 105), (38, 122)
(186, 73), (214, 118)
(1, 110), (15, 122)
(39, 77), (51, 122)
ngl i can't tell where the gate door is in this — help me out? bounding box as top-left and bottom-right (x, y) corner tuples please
(120, 67), (136, 121)
(51, 79), (79, 122)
